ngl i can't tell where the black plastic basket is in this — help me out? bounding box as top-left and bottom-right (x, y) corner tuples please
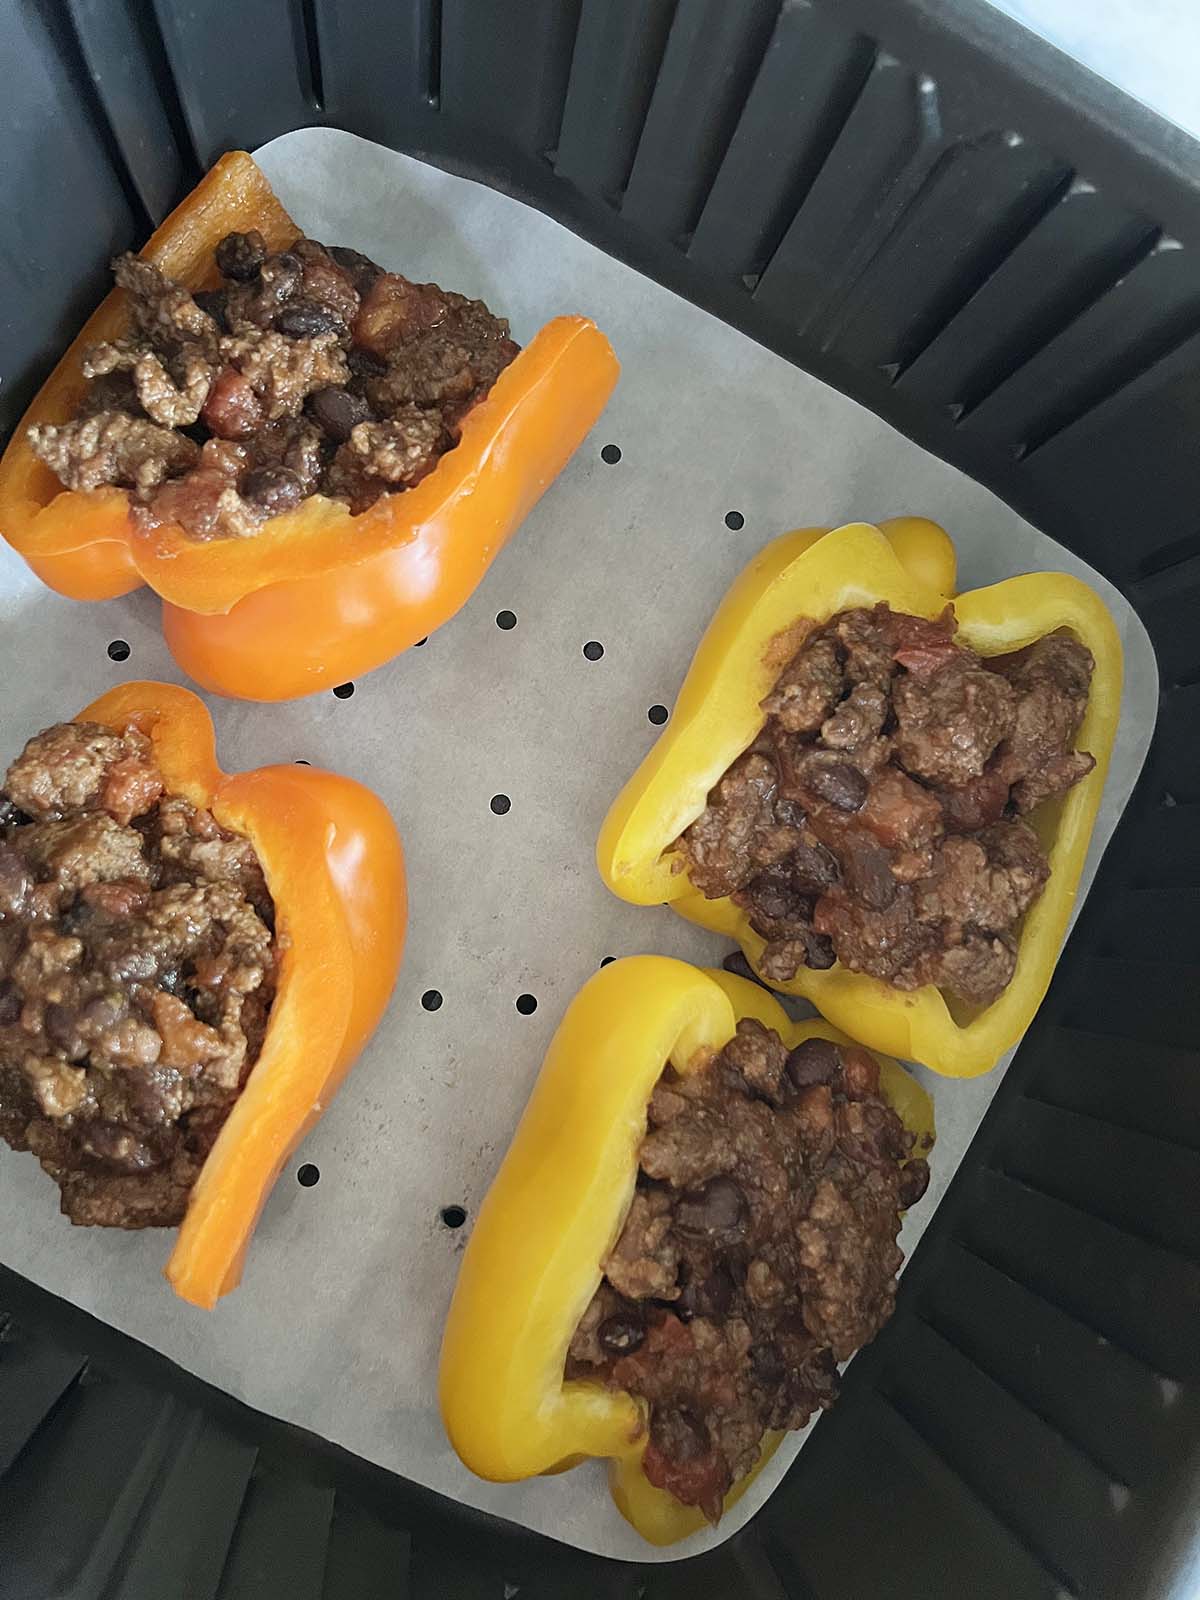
(2, 2), (1198, 1596)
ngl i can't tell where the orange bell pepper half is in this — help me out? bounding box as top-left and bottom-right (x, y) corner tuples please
(76, 681), (406, 1307)
(0, 152), (620, 701)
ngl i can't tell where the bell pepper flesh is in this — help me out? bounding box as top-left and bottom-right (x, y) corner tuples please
(0, 152), (620, 700)
(439, 956), (934, 1546)
(76, 681), (406, 1307)
(596, 520), (1122, 1078)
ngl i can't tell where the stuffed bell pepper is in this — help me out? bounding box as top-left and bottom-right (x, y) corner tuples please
(440, 956), (933, 1545)
(597, 520), (1122, 1078)
(0, 682), (405, 1307)
(0, 152), (619, 700)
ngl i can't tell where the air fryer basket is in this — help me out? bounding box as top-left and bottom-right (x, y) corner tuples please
(1, 2), (1198, 1597)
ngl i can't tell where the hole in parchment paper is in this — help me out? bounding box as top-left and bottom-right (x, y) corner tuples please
(332, 682), (355, 699)
(515, 993), (538, 1015)
(441, 1205), (467, 1229)
(421, 989), (443, 1011)
(415, 637), (428, 647)
(583, 640), (604, 661)
(295, 759), (311, 765)
(107, 640), (131, 661)
(297, 1163), (320, 1187)
(600, 956), (616, 967)
(725, 510), (745, 530)
(600, 444), (622, 464)
(648, 704), (670, 725)
(490, 794), (511, 815)
(496, 610), (517, 630)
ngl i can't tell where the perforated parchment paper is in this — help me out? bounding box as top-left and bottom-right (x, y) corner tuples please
(0, 128), (1157, 1562)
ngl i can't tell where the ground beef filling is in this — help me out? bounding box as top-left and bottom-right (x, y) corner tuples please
(567, 1022), (930, 1522)
(0, 721), (277, 1228)
(677, 605), (1096, 1007)
(28, 231), (519, 540)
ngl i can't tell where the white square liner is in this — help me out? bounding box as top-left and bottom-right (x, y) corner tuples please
(0, 128), (1158, 1562)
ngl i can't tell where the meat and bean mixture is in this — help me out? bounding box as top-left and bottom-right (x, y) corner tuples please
(678, 605), (1096, 1007)
(28, 232), (519, 540)
(0, 721), (277, 1227)
(568, 1022), (930, 1522)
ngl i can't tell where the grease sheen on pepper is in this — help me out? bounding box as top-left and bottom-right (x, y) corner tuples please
(439, 956), (933, 1546)
(0, 153), (620, 701)
(596, 520), (1122, 1078)
(76, 681), (405, 1306)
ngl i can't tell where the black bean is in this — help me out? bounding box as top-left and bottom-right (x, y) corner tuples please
(899, 1157), (931, 1209)
(275, 299), (344, 339)
(0, 799), (33, 828)
(329, 245), (384, 296)
(805, 757), (868, 812)
(785, 1037), (841, 1088)
(307, 385), (372, 443)
(0, 979), (21, 1027)
(215, 229), (268, 281)
(674, 1175), (749, 1245)
(677, 1263), (736, 1322)
(44, 1003), (86, 1060)
(598, 1312), (645, 1356)
(743, 870), (814, 928)
(81, 994), (123, 1030)
(241, 466), (305, 516)
(347, 345), (388, 379)
(262, 253), (303, 302)
(789, 839), (841, 892)
(193, 288), (229, 331)
(774, 798), (808, 829)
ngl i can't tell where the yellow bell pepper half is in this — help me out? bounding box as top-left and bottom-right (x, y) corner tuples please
(596, 519), (1123, 1078)
(438, 955), (934, 1546)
